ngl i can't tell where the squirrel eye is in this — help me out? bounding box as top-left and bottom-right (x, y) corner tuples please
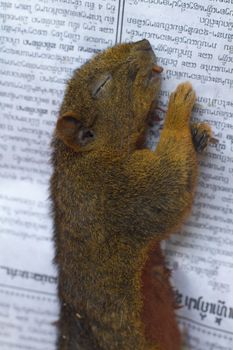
(92, 73), (112, 99)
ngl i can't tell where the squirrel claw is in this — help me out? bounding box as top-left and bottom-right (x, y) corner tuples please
(191, 122), (212, 153)
(172, 82), (196, 109)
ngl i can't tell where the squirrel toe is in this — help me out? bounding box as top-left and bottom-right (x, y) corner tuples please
(191, 122), (212, 153)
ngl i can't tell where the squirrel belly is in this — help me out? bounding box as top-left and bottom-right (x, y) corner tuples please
(50, 40), (211, 350)
(140, 242), (181, 350)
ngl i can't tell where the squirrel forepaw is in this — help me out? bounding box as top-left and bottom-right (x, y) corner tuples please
(165, 82), (196, 128)
(191, 122), (212, 153)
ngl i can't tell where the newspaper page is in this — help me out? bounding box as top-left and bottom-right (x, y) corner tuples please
(0, 0), (232, 349)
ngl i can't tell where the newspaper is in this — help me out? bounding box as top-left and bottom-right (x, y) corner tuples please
(0, 0), (232, 349)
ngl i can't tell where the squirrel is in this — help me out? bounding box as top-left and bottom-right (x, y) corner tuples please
(50, 39), (212, 350)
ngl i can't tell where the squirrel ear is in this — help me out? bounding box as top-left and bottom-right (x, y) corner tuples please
(56, 112), (95, 152)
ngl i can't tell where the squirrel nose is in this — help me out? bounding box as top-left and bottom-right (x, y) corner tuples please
(152, 65), (163, 74)
(134, 39), (152, 51)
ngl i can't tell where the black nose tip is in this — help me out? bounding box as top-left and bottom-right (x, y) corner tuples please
(134, 39), (152, 51)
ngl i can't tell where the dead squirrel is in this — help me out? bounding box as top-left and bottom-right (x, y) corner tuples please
(50, 39), (211, 350)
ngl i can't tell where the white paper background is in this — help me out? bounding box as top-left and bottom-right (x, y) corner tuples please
(0, 0), (233, 349)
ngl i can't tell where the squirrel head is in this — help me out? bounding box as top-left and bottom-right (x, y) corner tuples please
(56, 39), (163, 153)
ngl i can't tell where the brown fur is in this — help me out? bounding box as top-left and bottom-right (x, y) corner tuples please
(49, 39), (211, 350)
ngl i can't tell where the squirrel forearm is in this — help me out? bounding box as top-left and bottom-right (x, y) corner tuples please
(110, 139), (197, 240)
(106, 84), (198, 240)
